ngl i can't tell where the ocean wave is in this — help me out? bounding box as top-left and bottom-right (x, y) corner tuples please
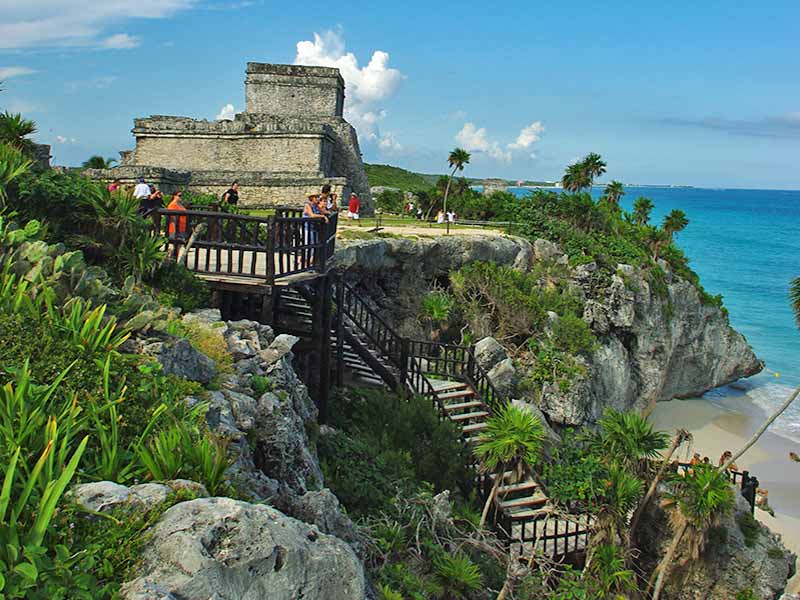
(744, 382), (800, 443)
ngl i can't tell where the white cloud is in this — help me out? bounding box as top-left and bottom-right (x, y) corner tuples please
(216, 103), (236, 120)
(449, 109), (467, 120)
(294, 29), (405, 152)
(65, 76), (118, 92)
(508, 121), (545, 150)
(55, 136), (77, 144)
(378, 132), (403, 153)
(455, 122), (511, 162)
(100, 33), (140, 49)
(0, 66), (36, 79)
(0, 1), (195, 49)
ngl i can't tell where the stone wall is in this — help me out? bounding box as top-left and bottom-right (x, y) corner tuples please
(245, 62), (344, 117)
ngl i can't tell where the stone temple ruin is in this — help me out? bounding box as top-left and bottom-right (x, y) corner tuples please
(90, 63), (372, 211)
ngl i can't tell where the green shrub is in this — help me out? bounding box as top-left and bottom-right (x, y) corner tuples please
(551, 312), (597, 355)
(736, 590), (757, 600)
(432, 552), (483, 599)
(250, 375), (272, 397)
(737, 512), (760, 548)
(420, 290), (453, 323)
(148, 261), (211, 312)
(767, 546), (785, 560)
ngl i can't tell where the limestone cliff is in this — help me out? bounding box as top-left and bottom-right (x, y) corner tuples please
(333, 234), (762, 427)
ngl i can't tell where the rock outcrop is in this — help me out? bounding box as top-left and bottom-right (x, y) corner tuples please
(333, 235), (761, 427)
(120, 498), (367, 600)
(647, 494), (796, 600)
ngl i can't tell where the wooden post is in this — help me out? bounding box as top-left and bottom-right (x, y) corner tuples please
(265, 216), (276, 285)
(399, 337), (410, 394)
(335, 278), (345, 388)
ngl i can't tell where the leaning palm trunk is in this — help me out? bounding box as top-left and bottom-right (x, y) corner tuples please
(480, 463), (505, 528)
(722, 384), (800, 471)
(176, 222), (207, 266)
(630, 429), (691, 539)
(437, 165), (457, 222)
(650, 519), (689, 600)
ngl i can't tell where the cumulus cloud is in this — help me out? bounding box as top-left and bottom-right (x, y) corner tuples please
(294, 29), (405, 152)
(455, 122), (511, 162)
(55, 135), (77, 144)
(508, 121), (545, 150)
(216, 103), (236, 120)
(0, 0), (195, 49)
(0, 66), (36, 79)
(100, 33), (140, 49)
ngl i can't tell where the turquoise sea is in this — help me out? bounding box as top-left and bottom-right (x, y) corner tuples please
(509, 186), (800, 442)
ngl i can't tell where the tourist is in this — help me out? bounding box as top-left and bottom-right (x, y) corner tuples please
(138, 187), (164, 232)
(222, 181), (239, 207)
(108, 178), (121, 193)
(166, 190), (188, 239)
(436, 209), (445, 224)
(447, 210), (456, 223)
(407, 201), (414, 217)
(416, 207), (423, 220)
(133, 177), (150, 201)
(303, 194), (328, 265)
(326, 191), (338, 212)
(347, 192), (360, 220)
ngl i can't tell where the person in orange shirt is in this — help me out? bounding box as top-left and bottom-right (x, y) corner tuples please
(167, 190), (188, 238)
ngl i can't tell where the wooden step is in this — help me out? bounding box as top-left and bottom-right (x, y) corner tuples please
(444, 401), (484, 412)
(438, 389), (476, 401)
(506, 507), (550, 520)
(498, 481), (539, 495)
(461, 422), (488, 434)
(431, 381), (469, 393)
(449, 411), (489, 423)
(498, 496), (548, 511)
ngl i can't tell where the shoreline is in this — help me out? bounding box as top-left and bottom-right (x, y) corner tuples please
(650, 394), (800, 593)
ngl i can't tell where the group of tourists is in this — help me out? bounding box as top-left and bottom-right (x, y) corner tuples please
(435, 209), (457, 224)
(403, 202), (457, 224)
(302, 184), (361, 222)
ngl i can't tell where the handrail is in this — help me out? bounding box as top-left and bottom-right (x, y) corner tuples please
(338, 279), (404, 365)
(158, 205), (339, 283)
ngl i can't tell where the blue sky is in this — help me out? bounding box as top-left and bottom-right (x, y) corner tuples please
(1, 1), (799, 188)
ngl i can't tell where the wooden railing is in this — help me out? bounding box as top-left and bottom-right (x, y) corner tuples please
(158, 207), (338, 283)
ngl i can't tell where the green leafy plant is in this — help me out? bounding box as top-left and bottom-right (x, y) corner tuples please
(432, 552), (483, 599)
(0, 143), (33, 206)
(250, 375), (272, 397)
(420, 290), (453, 323)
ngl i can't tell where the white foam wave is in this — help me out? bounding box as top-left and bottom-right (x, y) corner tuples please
(744, 382), (800, 443)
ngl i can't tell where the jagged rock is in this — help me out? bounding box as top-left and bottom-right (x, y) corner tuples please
(222, 388), (258, 431)
(225, 319), (263, 359)
(258, 334), (300, 365)
(487, 358), (518, 398)
(252, 388), (323, 494)
(148, 338), (215, 384)
(651, 493), (795, 600)
(290, 489), (361, 549)
(181, 308), (223, 327)
(120, 498), (367, 600)
(431, 491), (453, 524)
(583, 300), (610, 334)
(474, 336), (508, 371)
(69, 480), (209, 514)
(533, 238), (562, 261)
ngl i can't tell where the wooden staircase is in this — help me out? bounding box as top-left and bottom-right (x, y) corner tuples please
(277, 277), (592, 563)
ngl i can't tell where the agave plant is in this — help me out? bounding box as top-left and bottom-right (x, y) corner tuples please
(0, 112), (37, 155)
(591, 408), (669, 477)
(432, 552), (483, 600)
(51, 298), (130, 356)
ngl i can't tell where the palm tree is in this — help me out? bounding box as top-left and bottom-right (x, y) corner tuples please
(442, 148), (470, 225)
(791, 277), (800, 328)
(662, 209), (689, 242)
(473, 404), (545, 527)
(592, 409), (668, 477)
(603, 180), (625, 206)
(632, 196), (654, 225)
(561, 162), (591, 193)
(0, 143), (32, 207)
(0, 112), (37, 156)
(649, 464), (735, 600)
(583, 153), (607, 187)
(82, 155), (117, 169)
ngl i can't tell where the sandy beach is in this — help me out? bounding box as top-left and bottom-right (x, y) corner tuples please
(650, 395), (800, 592)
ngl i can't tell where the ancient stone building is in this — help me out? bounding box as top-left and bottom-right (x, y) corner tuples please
(89, 63), (372, 211)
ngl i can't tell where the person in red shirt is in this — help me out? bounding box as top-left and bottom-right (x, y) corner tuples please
(107, 179), (121, 193)
(347, 192), (360, 220)
(167, 190), (188, 238)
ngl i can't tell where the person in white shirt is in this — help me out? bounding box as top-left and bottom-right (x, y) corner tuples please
(447, 211), (455, 223)
(133, 178), (150, 200)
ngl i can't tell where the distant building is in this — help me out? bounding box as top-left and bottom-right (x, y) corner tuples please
(87, 63), (372, 211)
(482, 179), (508, 195)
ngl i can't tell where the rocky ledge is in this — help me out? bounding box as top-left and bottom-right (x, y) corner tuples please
(334, 235), (762, 426)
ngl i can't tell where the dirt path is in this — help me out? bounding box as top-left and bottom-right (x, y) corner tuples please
(339, 224), (505, 237)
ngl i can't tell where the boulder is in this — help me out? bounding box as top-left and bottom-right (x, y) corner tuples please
(69, 480), (209, 514)
(474, 336), (508, 371)
(120, 498), (367, 600)
(149, 338), (215, 384)
(290, 489), (361, 549)
(487, 357), (518, 398)
(258, 334), (300, 366)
